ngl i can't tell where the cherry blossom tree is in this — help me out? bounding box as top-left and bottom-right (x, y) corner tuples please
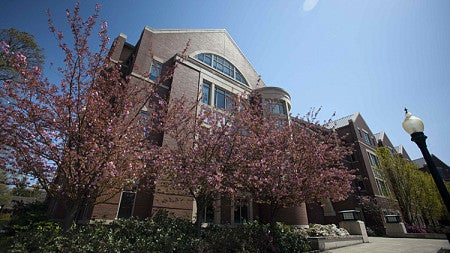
(159, 97), (246, 225)
(231, 100), (355, 225)
(0, 4), (164, 230)
(160, 91), (355, 226)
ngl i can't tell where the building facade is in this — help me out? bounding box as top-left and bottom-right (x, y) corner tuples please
(307, 112), (406, 230)
(88, 27), (308, 226)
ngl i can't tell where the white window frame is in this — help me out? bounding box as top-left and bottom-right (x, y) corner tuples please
(116, 191), (137, 219)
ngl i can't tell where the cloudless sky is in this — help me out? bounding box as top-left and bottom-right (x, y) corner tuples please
(1, 0), (449, 164)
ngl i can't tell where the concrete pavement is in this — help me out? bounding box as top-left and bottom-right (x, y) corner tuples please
(326, 237), (450, 253)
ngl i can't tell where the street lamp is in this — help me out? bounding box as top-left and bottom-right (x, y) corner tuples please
(402, 108), (450, 214)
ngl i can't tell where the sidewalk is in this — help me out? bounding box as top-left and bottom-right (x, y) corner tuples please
(326, 237), (450, 253)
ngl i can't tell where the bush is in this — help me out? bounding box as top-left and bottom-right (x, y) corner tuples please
(199, 221), (310, 253)
(6, 221), (62, 252)
(6, 201), (49, 234)
(3, 212), (311, 252)
(6, 215), (199, 252)
(273, 223), (311, 253)
(0, 213), (11, 229)
(200, 221), (273, 252)
(405, 224), (428, 233)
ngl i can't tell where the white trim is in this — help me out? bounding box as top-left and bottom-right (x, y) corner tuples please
(191, 198), (197, 223)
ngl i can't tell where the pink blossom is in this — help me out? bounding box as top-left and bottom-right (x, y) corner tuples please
(17, 53), (27, 63)
(0, 40), (10, 53)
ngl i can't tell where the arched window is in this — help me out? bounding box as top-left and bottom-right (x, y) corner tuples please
(195, 53), (248, 86)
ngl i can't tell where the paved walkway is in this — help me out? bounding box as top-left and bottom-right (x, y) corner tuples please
(327, 237), (450, 253)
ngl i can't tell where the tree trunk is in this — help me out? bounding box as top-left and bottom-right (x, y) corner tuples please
(268, 205), (281, 253)
(399, 203), (412, 225)
(194, 196), (207, 228)
(62, 202), (80, 232)
(268, 204), (280, 229)
(423, 214), (430, 228)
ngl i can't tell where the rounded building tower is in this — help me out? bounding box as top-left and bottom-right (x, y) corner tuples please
(253, 86), (291, 118)
(253, 86), (309, 227)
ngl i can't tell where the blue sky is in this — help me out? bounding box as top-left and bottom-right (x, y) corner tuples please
(1, 0), (449, 164)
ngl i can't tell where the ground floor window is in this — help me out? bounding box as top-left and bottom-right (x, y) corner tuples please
(234, 200), (249, 224)
(203, 200), (215, 224)
(117, 191), (136, 218)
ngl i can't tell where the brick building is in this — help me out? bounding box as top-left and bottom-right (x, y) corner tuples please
(86, 27), (308, 226)
(307, 112), (405, 229)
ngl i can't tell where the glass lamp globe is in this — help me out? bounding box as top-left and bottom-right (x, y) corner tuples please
(402, 112), (424, 135)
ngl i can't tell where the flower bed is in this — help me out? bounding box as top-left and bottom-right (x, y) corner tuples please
(299, 224), (365, 251)
(300, 224), (350, 237)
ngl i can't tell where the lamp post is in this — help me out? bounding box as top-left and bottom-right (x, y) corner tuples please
(402, 109), (450, 214)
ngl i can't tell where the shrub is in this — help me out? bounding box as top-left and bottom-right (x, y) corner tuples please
(200, 221), (273, 252)
(4, 214), (311, 252)
(8, 201), (49, 230)
(405, 224), (428, 233)
(5, 213), (199, 252)
(6, 221), (62, 252)
(273, 223), (311, 253)
(0, 213), (11, 229)
(199, 221), (310, 253)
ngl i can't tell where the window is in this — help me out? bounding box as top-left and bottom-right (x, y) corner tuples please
(376, 179), (389, 197)
(235, 72), (246, 84)
(213, 55), (224, 71)
(362, 131), (372, 145)
(202, 82), (211, 105)
(234, 203), (248, 224)
(202, 200), (215, 224)
(196, 53), (212, 65)
(372, 166), (383, 179)
(268, 101), (286, 115)
(117, 191), (136, 218)
(367, 152), (389, 197)
(276, 119), (284, 127)
(223, 60), (232, 76)
(195, 53), (248, 85)
(368, 152), (379, 167)
(214, 87), (233, 110)
(149, 60), (162, 81)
